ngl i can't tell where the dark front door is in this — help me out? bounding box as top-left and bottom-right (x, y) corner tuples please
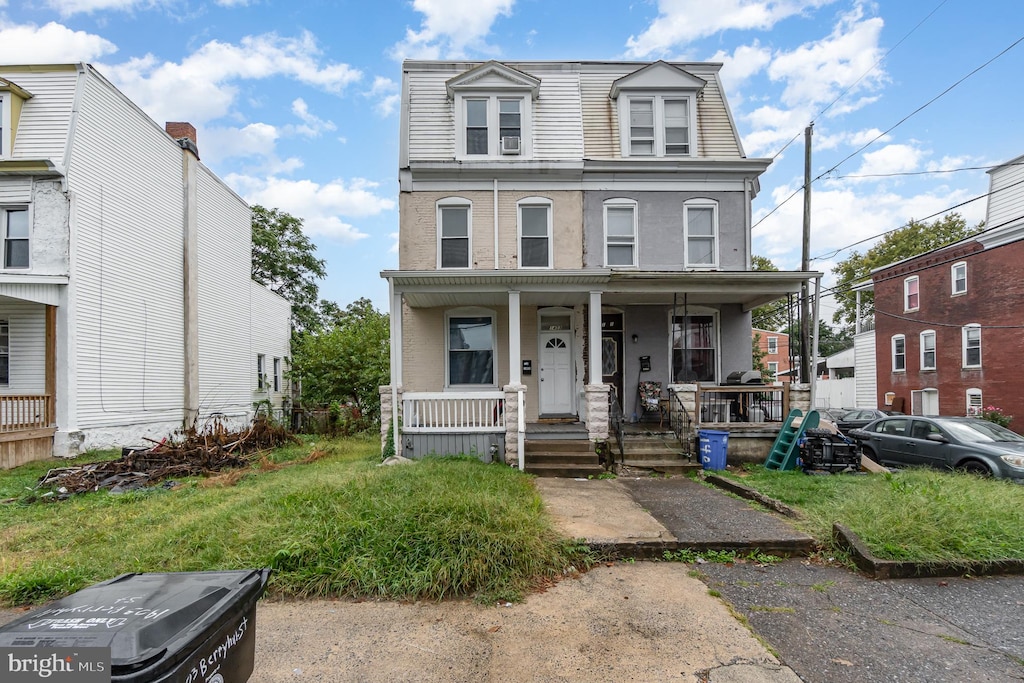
(601, 313), (624, 411)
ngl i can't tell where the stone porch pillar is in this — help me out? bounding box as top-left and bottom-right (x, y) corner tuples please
(585, 384), (610, 441)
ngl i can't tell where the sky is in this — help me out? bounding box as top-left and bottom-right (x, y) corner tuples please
(2, 0), (1023, 321)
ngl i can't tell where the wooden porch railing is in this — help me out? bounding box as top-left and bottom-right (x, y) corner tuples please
(402, 391), (505, 433)
(0, 394), (54, 433)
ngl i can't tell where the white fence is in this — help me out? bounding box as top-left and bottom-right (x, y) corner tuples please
(402, 392), (506, 433)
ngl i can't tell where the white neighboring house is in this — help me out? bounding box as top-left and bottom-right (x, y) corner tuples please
(0, 64), (291, 467)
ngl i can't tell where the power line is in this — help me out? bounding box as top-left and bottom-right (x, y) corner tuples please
(832, 160), (1024, 180)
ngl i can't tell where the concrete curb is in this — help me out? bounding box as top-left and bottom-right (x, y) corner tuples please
(832, 523), (1024, 579)
(586, 536), (816, 561)
(701, 475), (1024, 580)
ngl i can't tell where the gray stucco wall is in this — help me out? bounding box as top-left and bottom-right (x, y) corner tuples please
(582, 190), (748, 270)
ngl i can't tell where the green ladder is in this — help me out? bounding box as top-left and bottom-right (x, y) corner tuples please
(764, 408), (820, 471)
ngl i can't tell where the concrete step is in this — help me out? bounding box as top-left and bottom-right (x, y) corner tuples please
(525, 439), (593, 454)
(620, 460), (703, 476)
(525, 462), (606, 478)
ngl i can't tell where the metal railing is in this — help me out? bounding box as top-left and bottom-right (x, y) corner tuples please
(695, 385), (789, 424)
(401, 391), (506, 433)
(666, 388), (695, 460)
(1, 394), (53, 433)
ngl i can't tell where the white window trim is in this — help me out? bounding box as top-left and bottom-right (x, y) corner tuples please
(966, 388), (983, 416)
(454, 93), (532, 160)
(2, 205), (30, 270)
(891, 334), (906, 373)
(256, 354), (267, 391)
(618, 92), (697, 158)
(0, 93), (8, 159)
(904, 276), (920, 312)
(767, 361), (779, 378)
(667, 306), (720, 383)
(920, 330), (936, 371)
(767, 336), (778, 354)
(603, 198), (638, 268)
(445, 307), (498, 389)
(951, 261), (967, 295)
(962, 323), (981, 368)
(516, 197), (553, 269)
(683, 198), (718, 269)
(436, 197), (472, 270)
(273, 357), (282, 393)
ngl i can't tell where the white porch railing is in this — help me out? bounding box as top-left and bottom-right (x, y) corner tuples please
(1, 394), (53, 433)
(402, 391), (505, 433)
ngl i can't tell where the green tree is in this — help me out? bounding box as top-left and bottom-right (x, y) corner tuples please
(782, 319), (851, 368)
(251, 205), (328, 331)
(751, 332), (770, 383)
(290, 298), (390, 429)
(831, 213), (983, 331)
(750, 255), (789, 331)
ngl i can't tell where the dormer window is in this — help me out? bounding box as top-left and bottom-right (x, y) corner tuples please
(447, 61), (539, 160)
(610, 61), (704, 159)
(0, 78), (33, 159)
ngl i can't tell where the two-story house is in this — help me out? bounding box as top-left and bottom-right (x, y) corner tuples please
(381, 60), (817, 469)
(0, 64), (291, 467)
(870, 155), (1024, 428)
(753, 328), (791, 384)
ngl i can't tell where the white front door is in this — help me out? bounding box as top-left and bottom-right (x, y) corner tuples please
(539, 332), (573, 415)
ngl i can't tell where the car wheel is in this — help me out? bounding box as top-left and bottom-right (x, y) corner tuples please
(957, 460), (991, 477)
(861, 446), (880, 463)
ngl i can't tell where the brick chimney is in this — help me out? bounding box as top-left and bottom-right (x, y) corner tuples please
(165, 122), (199, 159)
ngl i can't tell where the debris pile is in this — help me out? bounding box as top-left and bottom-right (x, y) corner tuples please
(33, 418), (298, 499)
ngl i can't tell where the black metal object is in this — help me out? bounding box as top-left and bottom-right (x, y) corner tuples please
(799, 428), (861, 473)
(724, 370), (764, 385)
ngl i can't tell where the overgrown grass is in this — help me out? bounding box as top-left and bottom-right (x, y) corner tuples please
(0, 435), (592, 606)
(724, 466), (1024, 565)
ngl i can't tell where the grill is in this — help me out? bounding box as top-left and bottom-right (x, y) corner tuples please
(724, 370), (764, 385)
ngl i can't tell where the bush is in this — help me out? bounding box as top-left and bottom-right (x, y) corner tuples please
(979, 406), (1013, 428)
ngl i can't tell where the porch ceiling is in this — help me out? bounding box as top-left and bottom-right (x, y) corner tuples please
(383, 269), (820, 311)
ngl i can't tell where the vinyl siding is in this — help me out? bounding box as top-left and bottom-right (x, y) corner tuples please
(65, 69), (185, 428)
(854, 330), (877, 408)
(0, 177), (32, 203)
(532, 72), (584, 160)
(695, 71), (743, 158)
(579, 72), (618, 158)
(0, 300), (46, 393)
(249, 282), (291, 409)
(987, 160), (1024, 230)
(0, 68), (78, 162)
(196, 165), (252, 419)
(407, 71), (455, 160)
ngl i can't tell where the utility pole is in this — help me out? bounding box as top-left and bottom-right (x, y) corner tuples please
(800, 124), (813, 384)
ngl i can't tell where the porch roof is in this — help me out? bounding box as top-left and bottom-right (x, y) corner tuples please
(382, 269), (820, 311)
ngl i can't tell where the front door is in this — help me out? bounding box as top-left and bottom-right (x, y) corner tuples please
(601, 313), (624, 409)
(539, 332), (573, 415)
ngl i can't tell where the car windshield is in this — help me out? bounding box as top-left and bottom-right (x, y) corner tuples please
(935, 419), (1024, 444)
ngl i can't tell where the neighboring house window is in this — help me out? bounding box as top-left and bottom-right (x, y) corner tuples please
(684, 200), (717, 268)
(0, 320), (8, 385)
(920, 330), (936, 370)
(962, 324), (981, 368)
(767, 337), (778, 354)
(891, 335), (906, 372)
(951, 262), (967, 295)
(604, 199), (637, 267)
(2, 207), (29, 269)
(621, 95), (694, 157)
(671, 313), (717, 383)
(767, 361), (778, 379)
(257, 354), (266, 390)
(273, 357), (281, 392)
(447, 310), (496, 386)
(517, 198), (551, 268)
(904, 276), (919, 312)
(437, 198), (471, 269)
(966, 388), (983, 416)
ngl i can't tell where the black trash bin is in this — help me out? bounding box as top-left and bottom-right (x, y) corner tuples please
(0, 569), (270, 682)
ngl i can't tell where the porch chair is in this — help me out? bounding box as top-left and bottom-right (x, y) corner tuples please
(637, 381), (667, 428)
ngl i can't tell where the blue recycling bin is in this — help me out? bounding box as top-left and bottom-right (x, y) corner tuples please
(698, 429), (729, 471)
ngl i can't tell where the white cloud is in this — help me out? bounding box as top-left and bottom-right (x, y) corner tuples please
(712, 42), (773, 86)
(289, 98), (337, 137)
(99, 31), (361, 126)
(365, 76), (400, 117)
(850, 143), (924, 180)
(0, 21), (118, 62)
(625, 0), (834, 58)
(391, 0), (514, 60)
(44, 0), (147, 17)
(226, 175), (396, 241)
(199, 122), (279, 164)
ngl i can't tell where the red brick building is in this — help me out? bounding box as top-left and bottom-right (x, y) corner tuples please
(752, 328), (791, 384)
(870, 156), (1024, 430)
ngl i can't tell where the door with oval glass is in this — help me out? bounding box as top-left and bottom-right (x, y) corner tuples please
(539, 312), (573, 416)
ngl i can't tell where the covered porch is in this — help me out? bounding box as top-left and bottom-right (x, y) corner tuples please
(381, 268), (820, 471)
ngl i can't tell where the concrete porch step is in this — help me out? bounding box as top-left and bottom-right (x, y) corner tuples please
(525, 462), (606, 478)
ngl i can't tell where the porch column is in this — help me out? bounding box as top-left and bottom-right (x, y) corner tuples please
(508, 290), (521, 384)
(45, 305), (56, 426)
(388, 278), (403, 456)
(588, 291), (602, 385)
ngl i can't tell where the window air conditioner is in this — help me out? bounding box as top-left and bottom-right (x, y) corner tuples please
(501, 136), (521, 154)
